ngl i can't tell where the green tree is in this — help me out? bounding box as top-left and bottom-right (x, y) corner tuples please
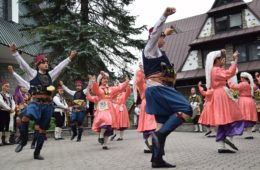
(20, 0), (145, 85)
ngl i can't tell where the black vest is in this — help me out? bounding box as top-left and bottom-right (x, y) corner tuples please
(74, 90), (86, 101)
(142, 50), (176, 86)
(29, 72), (52, 95)
(142, 50), (173, 77)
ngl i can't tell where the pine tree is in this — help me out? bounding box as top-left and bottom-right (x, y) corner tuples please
(19, 0), (145, 85)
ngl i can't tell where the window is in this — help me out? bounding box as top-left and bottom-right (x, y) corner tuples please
(0, 0), (14, 21)
(234, 41), (260, 62)
(215, 13), (242, 33)
(229, 13), (242, 29)
(0, 0), (5, 18)
(215, 16), (228, 32)
(234, 44), (247, 62)
(248, 42), (260, 61)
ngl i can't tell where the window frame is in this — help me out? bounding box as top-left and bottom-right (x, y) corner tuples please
(233, 41), (260, 63)
(214, 12), (242, 33)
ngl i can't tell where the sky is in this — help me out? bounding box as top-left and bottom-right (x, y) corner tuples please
(128, 0), (252, 38)
(126, 0), (252, 71)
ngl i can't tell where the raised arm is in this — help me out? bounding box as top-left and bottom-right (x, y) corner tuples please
(8, 65), (30, 91)
(86, 94), (100, 103)
(10, 43), (36, 80)
(49, 50), (77, 81)
(111, 80), (129, 97)
(91, 82), (102, 96)
(13, 72), (30, 91)
(124, 85), (131, 101)
(198, 83), (206, 97)
(215, 63), (238, 81)
(215, 51), (239, 81)
(144, 7), (176, 58)
(228, 81), (247, 91)
(60, 81), (76, 96)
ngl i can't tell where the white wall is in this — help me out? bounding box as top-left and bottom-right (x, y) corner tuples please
(12, 0), (19, 23)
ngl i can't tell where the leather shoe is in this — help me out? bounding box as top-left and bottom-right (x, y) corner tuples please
(15, 143), (25, 153)
(144, 149), (152, 154)
(204, 131), (212, 136)
(218, 149), (235, 153)
(110, 134), (116, 141)
(102, 146), (109, 150)
(34, 154), (44, 160)
(244, 136), (254, 140)
(223, 138), (238, 151)
(152, 160), (176, 168)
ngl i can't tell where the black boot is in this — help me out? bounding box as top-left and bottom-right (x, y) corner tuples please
(1, 135), (9, 145)
(9, 132), (16, 144)
(34, 133), (45, 160)
(31, 130), (39, 149)
(77, 128), (83, 142)
(151, 132), (176, 168)
(110, 134), (116, 141)
(223, 138), (238, 151)
(15, 123), (29, 153)
(70, 124), (77, 140)
(145, 139), (152, 151)
(99, 138), (104, 145)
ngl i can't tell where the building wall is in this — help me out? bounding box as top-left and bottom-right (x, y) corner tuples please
(181, 7), (260, 72)
(182, 50), (199, 71)
(244, 9), (260, 28)
(225, 44), (233, 64)
(198, 18), (214, 38)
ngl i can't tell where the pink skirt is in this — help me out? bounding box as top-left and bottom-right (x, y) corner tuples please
(92, 110), (112, 133)
(238, 97), (258, 122)
(115, 104), (130, 129)
(198, 102), (211, 126)
(137, 99), (157, 132)
(200, 88), (243, 126)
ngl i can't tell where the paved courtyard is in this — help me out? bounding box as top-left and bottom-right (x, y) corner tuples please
(0, 130), (260, 170)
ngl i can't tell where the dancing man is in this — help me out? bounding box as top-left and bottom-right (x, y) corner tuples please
(143, 7), (193, 168)
(60, 80), (87, 142)
(10, 43), (77, 160)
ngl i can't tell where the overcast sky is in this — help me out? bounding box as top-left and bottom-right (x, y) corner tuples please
(126, 0), (252, 71)
(128, 0), (252, 39)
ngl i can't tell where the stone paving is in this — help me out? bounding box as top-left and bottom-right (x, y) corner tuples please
(0, 130), (260, 170)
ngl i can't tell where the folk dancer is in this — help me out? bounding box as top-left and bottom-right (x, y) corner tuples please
(10, 43), (77, 160)
(143, 7), (193, 168)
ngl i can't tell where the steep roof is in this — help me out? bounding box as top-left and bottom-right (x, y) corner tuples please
(248, 0), (260, 19)
(0, 18), (39, 56)
(162, 14), (207, 72)
(163, 0), (260, 76)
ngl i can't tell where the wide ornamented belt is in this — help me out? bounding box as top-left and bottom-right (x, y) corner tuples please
(148, 75), (176, 86)
(31, 97), (52, 104)
(72, 105), (86, 112)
